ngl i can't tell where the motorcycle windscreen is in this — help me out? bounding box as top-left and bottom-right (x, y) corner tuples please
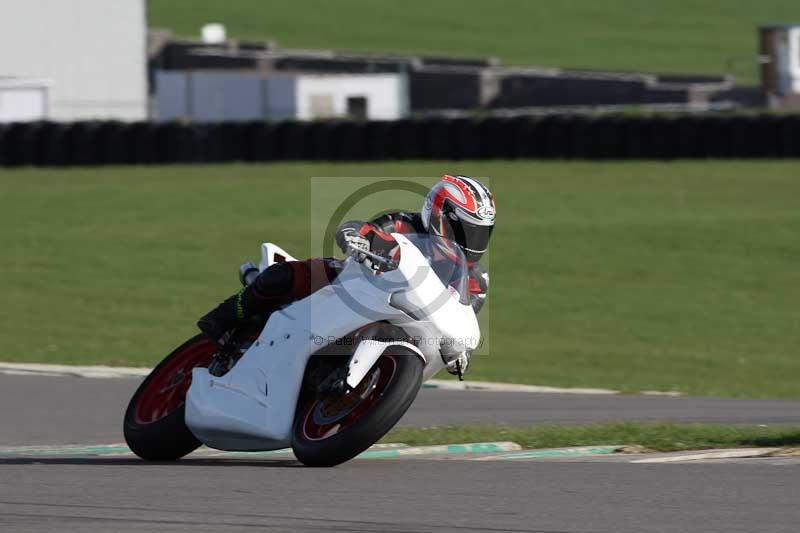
(401, 233), (470, 306)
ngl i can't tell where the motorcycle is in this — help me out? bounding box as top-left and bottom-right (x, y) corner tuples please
(123, 233), (480, 467)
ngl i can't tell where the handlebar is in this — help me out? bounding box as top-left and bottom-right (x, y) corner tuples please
(346, 243), (399, 270)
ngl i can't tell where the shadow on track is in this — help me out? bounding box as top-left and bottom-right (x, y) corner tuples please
(0, 457), (304, 467)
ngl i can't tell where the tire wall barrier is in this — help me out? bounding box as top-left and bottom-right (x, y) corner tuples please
(1, 115), (799, 167)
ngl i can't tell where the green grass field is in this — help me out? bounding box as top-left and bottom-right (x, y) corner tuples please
(383, 423), (800, 452)
(148, 0), (798, 85)
(1, 161), (799, 398)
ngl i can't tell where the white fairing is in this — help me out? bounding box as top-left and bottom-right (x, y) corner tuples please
(259, 242), (297, 270)
(185, 234), (480, 451)
(345, 340), (424, 389)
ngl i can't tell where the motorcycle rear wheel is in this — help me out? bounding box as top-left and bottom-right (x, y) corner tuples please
(123, 334), (215, 461)
(291, 348), (423, 467)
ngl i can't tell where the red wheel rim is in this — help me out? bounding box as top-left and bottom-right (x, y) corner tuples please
(134, 338), (216, 425)
(301, 355), (398, 441)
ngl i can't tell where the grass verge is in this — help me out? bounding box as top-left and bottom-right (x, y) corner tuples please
(1, 161), (799, 397)
(381, 423), (800, 452)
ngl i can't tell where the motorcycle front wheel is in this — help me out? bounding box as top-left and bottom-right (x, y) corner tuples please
(291, 349), (423, 467)
(123, 334), (216, 461)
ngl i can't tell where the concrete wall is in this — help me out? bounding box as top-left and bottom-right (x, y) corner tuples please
(156, 71), (270, 122)
(492, 73), (651, 107)
(155, 72), (407, 121)
(409, 68), (486, 110)
(295, 74), (408, 120)
(0, 0), (147, 121)
(156, 72), (297, 122)
(264, 76), (297, 120)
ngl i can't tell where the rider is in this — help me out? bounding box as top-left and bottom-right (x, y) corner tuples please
(197, 175), (495, 375)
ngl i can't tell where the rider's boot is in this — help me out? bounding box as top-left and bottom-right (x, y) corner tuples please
(197, 261), (298, 342)
(196, 290), (246, 343)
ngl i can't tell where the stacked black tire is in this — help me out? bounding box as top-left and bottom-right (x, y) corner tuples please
(3, 115), (800, 166)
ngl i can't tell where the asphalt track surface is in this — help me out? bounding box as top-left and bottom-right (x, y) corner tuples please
(2, 454), (798, 533)
(1, 374), (799, 532)
(0, 374), (798, 446)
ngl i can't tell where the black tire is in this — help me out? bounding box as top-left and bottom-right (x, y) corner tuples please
(123, 334), (216, 461)
(291, 347), (424, 467)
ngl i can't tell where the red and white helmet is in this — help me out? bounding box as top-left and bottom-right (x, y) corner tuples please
(421, 175), (496, 263)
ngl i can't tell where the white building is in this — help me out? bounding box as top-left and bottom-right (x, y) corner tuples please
(760, 24), (800, 108)
(0, 78), (51, 122)
(155, 72), (409, 122)
(291, 74), (409, 121)
(0, 0), (147, 121)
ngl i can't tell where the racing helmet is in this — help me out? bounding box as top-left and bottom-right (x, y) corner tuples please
(421, 175), (496, 263)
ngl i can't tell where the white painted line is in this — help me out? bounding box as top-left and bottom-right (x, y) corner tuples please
(0, 362), (682, 396)
(424, 379), (619, 395)
(0, 443), (132, 457)
(631, 448), (781, 463)
(195, 449), (287, 458)
(0, 363), (149, 379)
(0, 369), (66, 377)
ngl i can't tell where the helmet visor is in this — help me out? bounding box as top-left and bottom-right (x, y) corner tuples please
(443, 213), (494, 262)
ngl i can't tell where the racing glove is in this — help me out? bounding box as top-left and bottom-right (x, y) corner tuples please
(336, 221), (399, 271)
(445, 351), (470, 380)
(336, 221), (370, 262)
(468, 262), (489, 314)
